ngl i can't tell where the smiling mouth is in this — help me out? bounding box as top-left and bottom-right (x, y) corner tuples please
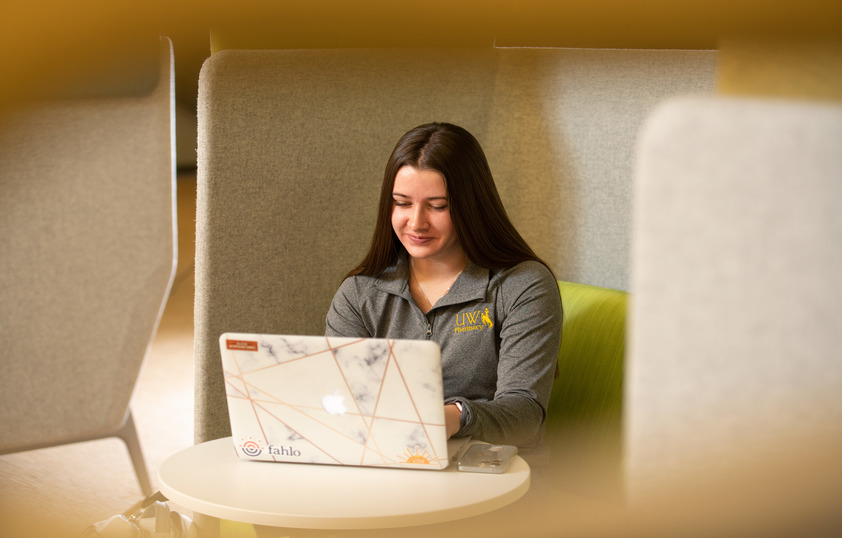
(407, 234), (434, 244)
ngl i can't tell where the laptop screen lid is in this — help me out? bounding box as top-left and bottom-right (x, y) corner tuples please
(219, 333), (455, 470)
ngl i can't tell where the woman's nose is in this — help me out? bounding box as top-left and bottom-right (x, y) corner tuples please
(409, 207), (427, 230)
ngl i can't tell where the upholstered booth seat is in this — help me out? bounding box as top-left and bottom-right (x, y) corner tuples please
(547, 281), (627, 500)
(193, 46), (715, 447)
(0, 37), (176, 496)
(626, 96), (842, 504)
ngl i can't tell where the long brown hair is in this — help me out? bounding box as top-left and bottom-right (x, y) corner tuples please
(348, 122), (550, 278)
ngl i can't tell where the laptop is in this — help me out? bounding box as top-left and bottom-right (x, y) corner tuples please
(219, 333), (470, 470)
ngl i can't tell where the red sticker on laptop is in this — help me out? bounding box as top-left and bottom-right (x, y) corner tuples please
(226, 339), (258, 352)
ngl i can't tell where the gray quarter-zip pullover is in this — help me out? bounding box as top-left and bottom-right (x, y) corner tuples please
(325, 254), (562, 449)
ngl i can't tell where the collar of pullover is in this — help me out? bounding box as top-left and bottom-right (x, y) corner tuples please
(375, 252), (490, 308)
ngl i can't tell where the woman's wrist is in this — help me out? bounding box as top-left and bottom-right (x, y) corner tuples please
(444, 402), (463, 438)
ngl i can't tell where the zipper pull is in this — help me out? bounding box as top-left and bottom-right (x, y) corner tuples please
(426, 322), (432, 338)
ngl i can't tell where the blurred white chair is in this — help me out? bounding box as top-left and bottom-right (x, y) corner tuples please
(626, 96), (842, 501)
(0, 37), (176, 496)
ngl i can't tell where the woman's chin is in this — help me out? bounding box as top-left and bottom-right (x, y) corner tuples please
(404, 246), (438, 260)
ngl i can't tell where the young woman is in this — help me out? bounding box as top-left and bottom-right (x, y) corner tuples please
(325, 122), (562, 455)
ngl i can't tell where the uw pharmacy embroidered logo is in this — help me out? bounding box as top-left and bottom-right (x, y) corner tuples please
(454, 307), (494, 333)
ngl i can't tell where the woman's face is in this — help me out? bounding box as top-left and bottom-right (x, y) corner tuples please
(391, 165), (464, 264)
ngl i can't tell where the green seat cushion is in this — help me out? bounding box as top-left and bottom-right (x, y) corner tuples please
(546, 281), (627, 496)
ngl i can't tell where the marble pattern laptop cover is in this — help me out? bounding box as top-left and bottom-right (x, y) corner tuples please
(219, 333), (450, 469)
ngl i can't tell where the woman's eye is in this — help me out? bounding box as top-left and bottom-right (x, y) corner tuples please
(432, 205), (448, 211)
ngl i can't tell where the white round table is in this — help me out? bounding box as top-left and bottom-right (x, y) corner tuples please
(158, 437), (530, 531)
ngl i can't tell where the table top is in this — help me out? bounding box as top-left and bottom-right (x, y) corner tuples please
(158, 437), (530, 530)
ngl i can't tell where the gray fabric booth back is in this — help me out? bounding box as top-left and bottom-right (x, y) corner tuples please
(626, 96), (842, 501)
(0, 37), (176, 496)
(194, 47), (718, 443)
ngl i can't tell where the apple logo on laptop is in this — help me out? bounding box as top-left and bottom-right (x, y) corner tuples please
(322, 390), (347, 415)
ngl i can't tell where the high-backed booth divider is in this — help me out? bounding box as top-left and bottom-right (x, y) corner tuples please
(0, 37), (177, 497)
(193, 47), (716, 448)
(626, 96), (842, 503)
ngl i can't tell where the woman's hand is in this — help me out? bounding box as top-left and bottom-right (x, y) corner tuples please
(444, 402), (462, 438)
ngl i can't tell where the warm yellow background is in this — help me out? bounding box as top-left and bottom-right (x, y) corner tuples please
(2, 0), (842, 114)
